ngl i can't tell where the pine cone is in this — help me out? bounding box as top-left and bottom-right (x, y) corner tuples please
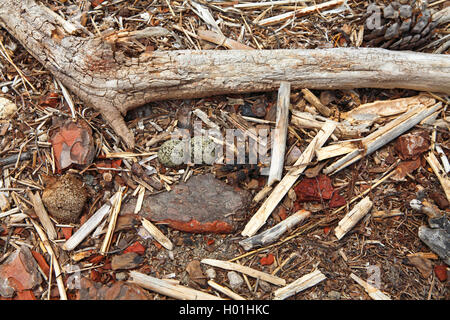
(364, 0), (438, 50)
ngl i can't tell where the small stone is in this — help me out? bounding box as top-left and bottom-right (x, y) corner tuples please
(0, 97), (17, 120)
(0, 193), (10, 212)
(258, 280), (272, 293)
(227, 271), (244, 290)
(327, 290), (341, 300)
(205, 268), (216, 280)
(115, 272), (128, 281)
(42, 174), (88, 224)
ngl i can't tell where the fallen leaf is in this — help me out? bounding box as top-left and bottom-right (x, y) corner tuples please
(407, 256), (433, 278)
(186, 260), (207, 288)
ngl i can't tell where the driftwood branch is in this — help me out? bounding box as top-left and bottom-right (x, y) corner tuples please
(1, 0), (450, 147)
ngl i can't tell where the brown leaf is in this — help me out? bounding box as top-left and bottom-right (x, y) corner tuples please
(186, 260), (207, 288)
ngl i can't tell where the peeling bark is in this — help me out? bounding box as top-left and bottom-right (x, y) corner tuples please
(1, 0), (450, 147)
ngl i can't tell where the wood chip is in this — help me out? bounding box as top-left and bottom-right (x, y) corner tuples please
(201, 258), (286, 286)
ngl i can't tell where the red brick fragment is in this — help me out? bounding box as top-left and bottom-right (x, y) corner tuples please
(123, 241), (146, 255)
(434, 265), (448, 282)
(31, 250), (50, 278)
(395, 130), (430, 160)
(294, 175), (334, 202)
(0, 246), (42, 298)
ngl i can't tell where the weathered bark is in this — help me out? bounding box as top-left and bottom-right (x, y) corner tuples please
(1, 0), (450, 147)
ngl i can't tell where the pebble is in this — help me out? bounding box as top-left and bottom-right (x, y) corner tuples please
(115, 272), (128, 281)
(0, 97), (17, 120)
(205, 268), (216, 280)
(227, 271), (244, 290)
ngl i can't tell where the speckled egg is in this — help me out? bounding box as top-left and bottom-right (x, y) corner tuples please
(190, 135), (218, 165)
(158, 139), (189, 167)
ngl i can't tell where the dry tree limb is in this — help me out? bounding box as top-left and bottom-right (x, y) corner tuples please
(1, 0), (450, 148)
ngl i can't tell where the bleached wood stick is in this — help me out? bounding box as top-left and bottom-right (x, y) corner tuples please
(242, 121), (336, 237)
(141, 217), (174, 250)
(239, 210), (311, 251)
(128, 271), (223, 300)
(435, 144), (450, 174)
(192, 108), (221, 131)
(197, 30), (254, 50)
(207, 280), (246, 300)
(30, 219), (67, 300)
(100, 188), (124, 254)
(301, 88), (331, 117)
(334, 196), (373, 240)
(62, 192), (120, 251)
(426, 151), (450, 202)
(201, 258), (286, 286)
(316, 140), (358, 161)
(258, 0), (345, 26)
(268, 82), (291, 186)
(28, 191), (57, 240)
(235, 0), (307, 9)
(273, 269), (326, 300)
(350, 273), (391, 300)
(252, 185), (273, 203)
(324, 102), (443, 175)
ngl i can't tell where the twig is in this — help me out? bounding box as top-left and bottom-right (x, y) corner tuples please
(201, 258), (286, 286)
(63, 192), (120, 251)
(241, 121), (336, 237)
(273, 269), (326, 300)
(128, 271), (223, 300)
(30, 219), (67, 300)
(207, 280), (246, 300)
(268, 81), (290, 186)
